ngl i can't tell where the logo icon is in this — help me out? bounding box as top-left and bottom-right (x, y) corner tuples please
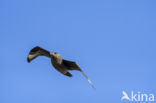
(121, 91), (130, 101)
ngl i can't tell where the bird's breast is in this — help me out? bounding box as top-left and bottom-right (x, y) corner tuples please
(51, 59), (68, 74)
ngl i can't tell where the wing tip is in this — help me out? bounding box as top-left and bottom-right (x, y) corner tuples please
(27, 57), (31, 63)
(88, 79), (96, 90)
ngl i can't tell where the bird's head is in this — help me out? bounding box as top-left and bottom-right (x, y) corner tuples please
(51, 52), (60, 57)
(51, 52), (62, 63)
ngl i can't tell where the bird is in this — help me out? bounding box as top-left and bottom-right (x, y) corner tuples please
(27, 46), (95, 89)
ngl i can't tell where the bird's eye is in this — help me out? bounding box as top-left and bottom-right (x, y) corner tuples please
(54, 52), (57, 54)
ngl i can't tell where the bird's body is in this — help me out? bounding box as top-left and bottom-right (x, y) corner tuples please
(51, 52), (67, 74)
(51, 57), (69, 76)
(27, 46), (95, 89)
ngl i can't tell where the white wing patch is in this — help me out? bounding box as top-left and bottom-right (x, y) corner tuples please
(28, 53), (39, 60)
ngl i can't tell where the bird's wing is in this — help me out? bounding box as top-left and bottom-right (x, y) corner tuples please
(63, 59), (95, 89)
(27, 46), (51, 62)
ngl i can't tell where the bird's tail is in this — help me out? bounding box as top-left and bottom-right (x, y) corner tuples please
(80, 70), (95, 90)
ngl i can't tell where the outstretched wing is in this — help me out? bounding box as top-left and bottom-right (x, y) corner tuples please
(63, 59), (95, 89)
(27, 46), (51, 62)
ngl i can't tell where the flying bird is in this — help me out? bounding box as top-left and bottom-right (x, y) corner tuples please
(27, 46), (95, 89)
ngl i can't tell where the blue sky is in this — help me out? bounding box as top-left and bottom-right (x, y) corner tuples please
(1, 0), (156, 103)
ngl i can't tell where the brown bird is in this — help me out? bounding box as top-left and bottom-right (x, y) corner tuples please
(27, 46), (95, 89)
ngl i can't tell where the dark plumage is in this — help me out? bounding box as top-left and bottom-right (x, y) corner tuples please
(27, 46), (95, 89)
(27, 46), (51, 62)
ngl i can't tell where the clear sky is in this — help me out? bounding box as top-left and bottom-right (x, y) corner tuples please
(1, 0), (156, 103)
